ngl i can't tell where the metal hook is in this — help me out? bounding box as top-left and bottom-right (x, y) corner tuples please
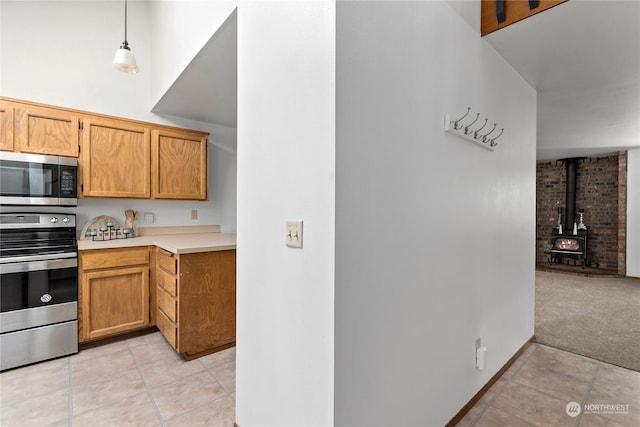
(464, 113), (480, 135)
(452, 107), (471, 130)
(473, 118), (488, 139)
(481, 123), (497, 143)
(489, 128), (504, 146)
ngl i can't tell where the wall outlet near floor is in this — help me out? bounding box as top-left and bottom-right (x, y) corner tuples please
(191, 209), (198, 220)
(475, 338), (486, 370)
(286, 220), (303, 248)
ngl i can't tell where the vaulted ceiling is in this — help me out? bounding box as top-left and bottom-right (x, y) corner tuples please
(484, 0), (640, 161)
(150, 2), (639, 162)
(151, 9), (237, 128)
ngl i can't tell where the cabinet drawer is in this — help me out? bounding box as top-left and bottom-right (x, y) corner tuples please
(157, 286), (177, 322)
(156, 268), (177, 296)
(81, 247), (149, 270)
(156, 309), (177, 350)
(156, 248), (177, 274)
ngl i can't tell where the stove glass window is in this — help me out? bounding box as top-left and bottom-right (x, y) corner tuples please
(554, 238), (580, 250)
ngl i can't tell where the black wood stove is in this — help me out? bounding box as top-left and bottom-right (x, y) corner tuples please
(549, 229), (588, 268)
(547, 158), (590, 269)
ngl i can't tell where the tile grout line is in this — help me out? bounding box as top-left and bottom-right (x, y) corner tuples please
(68, 344), (149, 419)
(497, 345), (540, 427)
(575, 361), (600, 427)
(127, 336), (233, 425)
(507, 378), (588, 407)
(163, 393), (231, 425)
(495, 356), (600, 427)
(202, 358), (236, 400)
(160, 356), (232, 425)
(469, 345), (539, 426)
(127, 338), (167, 427)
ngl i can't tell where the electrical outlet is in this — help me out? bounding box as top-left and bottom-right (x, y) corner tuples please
(143, 212), (155, 223)
(286, 220), (303, 248)
(191, 209), (198, 220)
(475, 338), (486, 370)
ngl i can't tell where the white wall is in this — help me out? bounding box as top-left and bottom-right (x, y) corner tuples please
(446, 0), (481, 33)
(1, 1), (151, 120)
(335, 2), (536, 425)
(236, 1), (335, 425)
(627, 148), (640, 277)
(0, 1), (237, 233)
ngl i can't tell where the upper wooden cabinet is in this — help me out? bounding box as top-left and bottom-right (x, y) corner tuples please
(81, 116), (151, 198)
(0, 101), (14, 151)
(152, 129), (208, 200)
(14, 104), (80, 157)
(0, 97), (209, 200)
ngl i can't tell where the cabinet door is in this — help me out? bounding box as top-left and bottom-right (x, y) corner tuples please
(0, 101), (14, 151)
(80, 265), (149, 342)
(151, 129), (207, 200)
(14, 105), (80, 156)
(82, 117), (150, 198)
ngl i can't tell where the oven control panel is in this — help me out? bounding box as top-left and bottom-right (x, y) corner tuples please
(0, 213), (75, 228)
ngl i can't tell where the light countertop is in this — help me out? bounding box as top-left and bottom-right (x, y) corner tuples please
(78, 232), (236, 254)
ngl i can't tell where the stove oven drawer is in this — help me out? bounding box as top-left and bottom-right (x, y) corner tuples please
(0, 320), (78, 371)
(0, 301), (77, 334)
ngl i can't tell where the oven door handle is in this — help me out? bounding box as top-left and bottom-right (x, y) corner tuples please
(0, 252), (77, 265)
(0, 257), (77, 274)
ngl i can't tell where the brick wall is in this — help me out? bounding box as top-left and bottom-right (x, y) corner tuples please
(536, 153), (627, 272)
(617, 152), (627, 275)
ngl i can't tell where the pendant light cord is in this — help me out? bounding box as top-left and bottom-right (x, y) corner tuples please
(113, 0), (139, 72)
(124, 0), (128, 42)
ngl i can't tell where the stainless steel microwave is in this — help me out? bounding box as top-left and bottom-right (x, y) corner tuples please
(0, 152), (77, 206)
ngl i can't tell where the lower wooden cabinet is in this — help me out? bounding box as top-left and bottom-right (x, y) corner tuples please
(79, 247), (151, 342)
(156, 248), (236, 358)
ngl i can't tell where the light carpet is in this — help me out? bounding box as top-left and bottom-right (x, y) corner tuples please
(535, 270), (640, 372)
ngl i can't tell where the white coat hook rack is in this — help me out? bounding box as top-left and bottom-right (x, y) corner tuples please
(444, 108), (504, 151)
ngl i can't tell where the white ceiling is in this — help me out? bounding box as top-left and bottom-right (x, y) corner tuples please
(484, 0), (640, 161)
(152, 9), (237, 128)
(152, 2), (639, 161)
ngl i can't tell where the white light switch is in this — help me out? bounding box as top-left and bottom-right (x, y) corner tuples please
(286, 220), (303, 248)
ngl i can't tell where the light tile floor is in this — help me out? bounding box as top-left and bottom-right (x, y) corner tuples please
(1, 335), (639, 427)
(457, 343), (640, 427)
(0, 332), (235, 427)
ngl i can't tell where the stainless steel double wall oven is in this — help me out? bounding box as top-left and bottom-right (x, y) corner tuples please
(0, 151), (79, 371)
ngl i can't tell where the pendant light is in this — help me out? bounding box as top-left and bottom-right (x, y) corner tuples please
(112, 0), (139, 74)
